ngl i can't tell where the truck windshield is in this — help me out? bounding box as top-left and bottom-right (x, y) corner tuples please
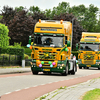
(80, 43), (100, 51)
(34, 35), (64, 47)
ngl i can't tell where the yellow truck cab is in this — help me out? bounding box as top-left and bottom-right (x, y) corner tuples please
(78, 32), (100, 69)
(27, 19), (77, 75)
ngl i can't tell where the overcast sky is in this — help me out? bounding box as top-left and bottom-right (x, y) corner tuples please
(0, 0), (100, 10)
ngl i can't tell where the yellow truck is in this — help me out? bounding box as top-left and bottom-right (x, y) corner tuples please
(77, 32), (100, 69)
(27, 19), (77, 75)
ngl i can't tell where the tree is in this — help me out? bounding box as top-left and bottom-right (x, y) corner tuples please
(29, 6), (41, 14)
(69, 4), (87, 17)
(79, 4), (98, 32)
(44, 9), (52, 19)
(0, 23), (10, 47)
(69, 4), (99, 32)
(0, 6), (16, 26)
(8, 10), (36, 46)
(15, 6), (25, 12)
(48, 2), (70, 19)
(32, 12), (49, 20)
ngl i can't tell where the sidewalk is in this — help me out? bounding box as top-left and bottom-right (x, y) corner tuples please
(35, 77), (100, 100)
(0, 67), (31, 74)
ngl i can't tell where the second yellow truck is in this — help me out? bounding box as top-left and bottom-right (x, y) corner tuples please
(78, 32), (100, 69)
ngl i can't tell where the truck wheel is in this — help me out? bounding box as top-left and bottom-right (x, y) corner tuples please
(61, 64), (68, 76)
(86, 67), (89, 69)
(98, 67), (100, 70)
(31, 69), (38, 75)
(70, 61), (76, 75)
(79, 66), (82, 69)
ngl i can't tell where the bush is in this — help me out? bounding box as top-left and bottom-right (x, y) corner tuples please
(24, 54), (31, 59)
(0, 47), (24, 60)
(0, 23), (10, 47)
(24, 47), (32, 56)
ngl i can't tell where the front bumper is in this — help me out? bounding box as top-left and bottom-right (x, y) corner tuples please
(31, 59), (67, 73)
(78, 64), (99, 68)
(31, 65), (66, 73)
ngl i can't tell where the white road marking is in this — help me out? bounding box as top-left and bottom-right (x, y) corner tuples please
(5, 92), (11, 94)
(25, 87), (30, 89)
(15, 89), (21, 91)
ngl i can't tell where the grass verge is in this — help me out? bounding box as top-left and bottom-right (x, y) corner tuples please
(82, 88), (100, 100)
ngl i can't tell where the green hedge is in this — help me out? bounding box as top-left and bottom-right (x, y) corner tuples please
(0, 47), (24, 60)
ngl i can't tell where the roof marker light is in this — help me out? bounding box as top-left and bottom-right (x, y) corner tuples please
(39, 19), (41, 23)
(60, 20), (63, 24)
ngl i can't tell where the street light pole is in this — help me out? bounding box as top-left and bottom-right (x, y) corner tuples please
(71, 17), (75, 51)
(71, 16), (84, 51)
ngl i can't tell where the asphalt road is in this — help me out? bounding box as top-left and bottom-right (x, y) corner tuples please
(0, 67), (100, 97)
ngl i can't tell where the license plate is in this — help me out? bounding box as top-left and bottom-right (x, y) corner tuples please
(43, 69), (50, 71)
(87, 65), (91, 67)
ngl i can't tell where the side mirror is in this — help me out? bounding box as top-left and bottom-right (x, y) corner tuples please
(76, 43), (78, 50)
(67, 41), (70, 47)
(29, 36), (32, 45)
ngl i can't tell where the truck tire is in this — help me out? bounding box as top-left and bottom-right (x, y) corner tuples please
(98, 67), (100, 70)
(79, 66), (82, 69)
(61, 64), (68, 76)
(70, 61), (76, 75)
(31, 69), (38, 75)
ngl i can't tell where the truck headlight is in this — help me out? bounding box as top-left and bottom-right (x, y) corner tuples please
(30, 62), (36, 66)
(96, 61), (100, 65)
(33, 63), (36, 65)
(58, 64), (65, 67)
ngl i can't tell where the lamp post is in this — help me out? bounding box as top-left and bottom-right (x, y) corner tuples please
(71, 17), (75, 51)
(71, 16), (84, 51)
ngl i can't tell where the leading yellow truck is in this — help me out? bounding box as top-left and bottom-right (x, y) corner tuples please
(27, 19), (77, 75)
(77, 32), (100, 69)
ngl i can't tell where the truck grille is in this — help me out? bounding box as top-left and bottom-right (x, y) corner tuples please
(42, 60), (53, 68)
(83, 60), (94, 64)
(37, 51), (57, 60)
(84, 54), (94, 60)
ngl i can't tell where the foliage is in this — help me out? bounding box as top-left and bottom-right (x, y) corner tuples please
(50, 2), (70, 19)
(0, 15), (3, 19)
(44, 9), (52, 19)
(14, 42), (22, 48)
(0, 6), (49, 46)
(0, 47), (24, 60)
(24, 54), (31, 59)
(15, 6), (25, 12)
(0, 6), (16, 26)
(0, 54), (19, 61)
(94, 20), (100, 32)
(32, 12), (49, 20)
(29, 6), (40, 13)
(69, 4), (99, 32)
(0, 23), (10, 47)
